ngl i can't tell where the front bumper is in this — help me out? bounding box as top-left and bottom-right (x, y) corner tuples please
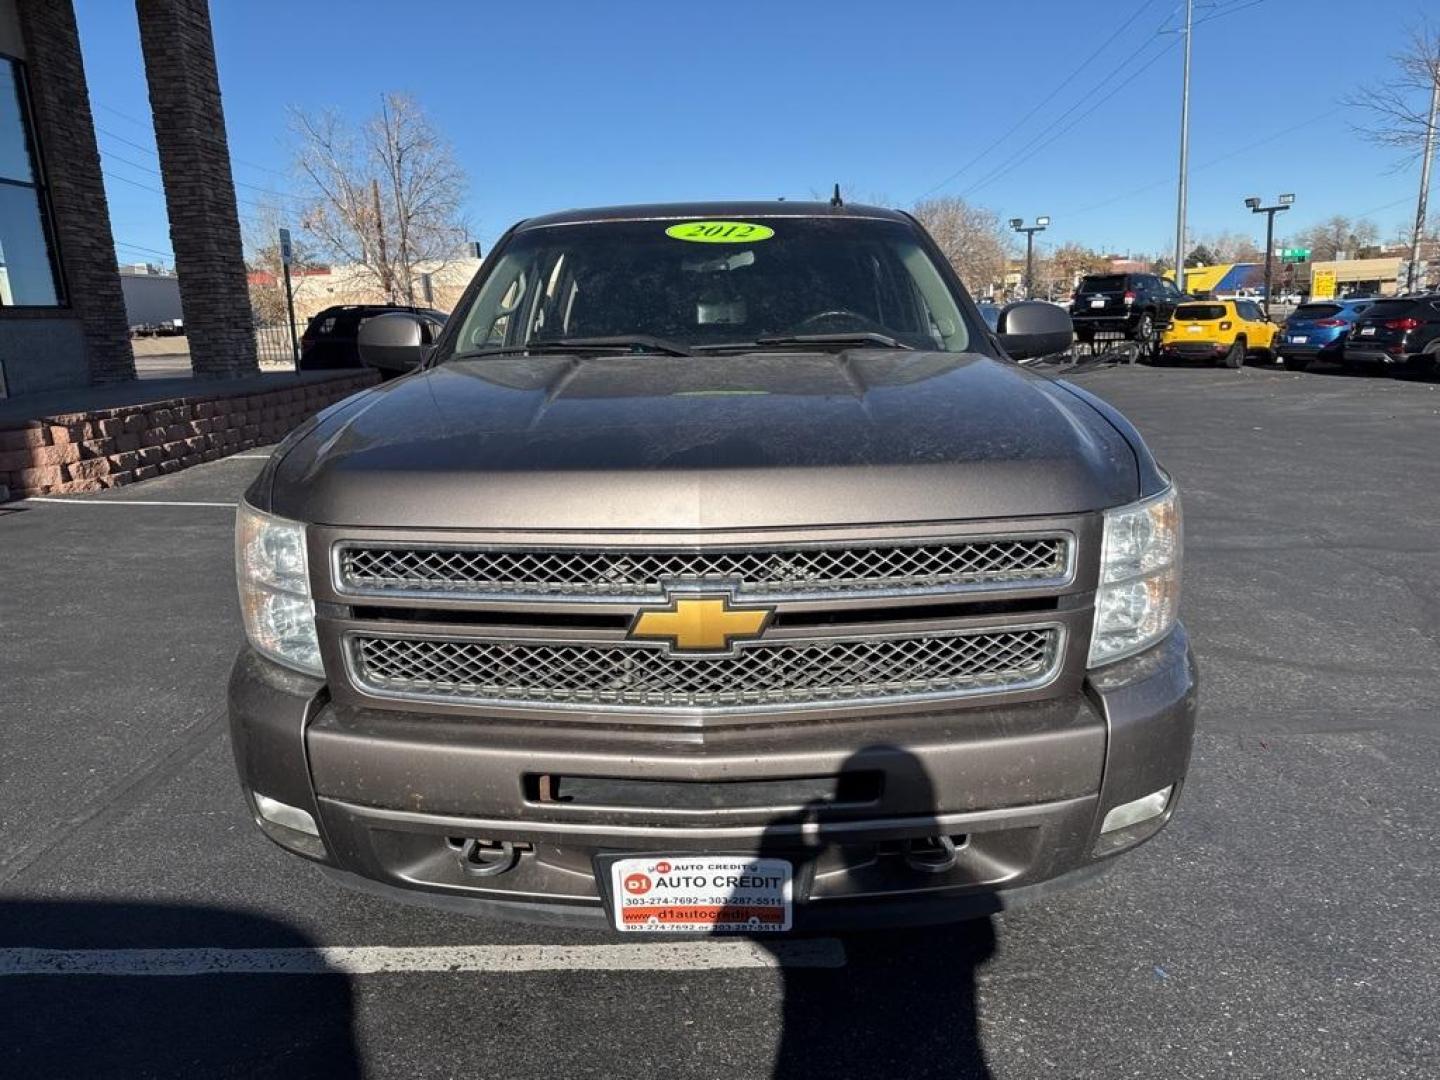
(228, 627), (1198, 930)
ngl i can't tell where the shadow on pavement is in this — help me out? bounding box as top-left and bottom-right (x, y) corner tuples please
(0, 900), (359, 1079)
(760, 747), (997, 1080)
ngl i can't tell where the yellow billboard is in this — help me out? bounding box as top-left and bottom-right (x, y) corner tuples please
(1311, 268), (1337, 301)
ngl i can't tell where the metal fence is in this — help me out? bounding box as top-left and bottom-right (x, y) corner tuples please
(255, 322), (299, 369)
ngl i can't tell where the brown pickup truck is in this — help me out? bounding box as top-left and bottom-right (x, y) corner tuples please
(229, 202), (1196, 932)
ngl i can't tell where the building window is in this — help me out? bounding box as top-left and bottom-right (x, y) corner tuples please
(0, 54), (60, 307)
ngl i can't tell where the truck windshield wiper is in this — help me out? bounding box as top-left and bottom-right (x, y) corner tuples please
(450, 335), (695, 360)
(712, 332), (914, 351)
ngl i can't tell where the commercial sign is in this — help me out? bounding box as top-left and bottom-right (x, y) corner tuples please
(1310, 267), (1337, 301)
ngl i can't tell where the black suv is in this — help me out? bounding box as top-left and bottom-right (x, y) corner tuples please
(1071, 273), (1184, 349)
(1343, 295), (1440, 374)
(299, 304), (447, 372)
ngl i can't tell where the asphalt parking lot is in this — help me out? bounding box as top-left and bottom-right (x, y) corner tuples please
(2, 363), (1437, 1079)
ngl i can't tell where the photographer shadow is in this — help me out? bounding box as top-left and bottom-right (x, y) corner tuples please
(756, 745), (998, 1080)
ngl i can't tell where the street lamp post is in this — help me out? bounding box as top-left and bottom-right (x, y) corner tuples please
(1010, 216), (1050, 299)
(1245, 194), (1294, 317)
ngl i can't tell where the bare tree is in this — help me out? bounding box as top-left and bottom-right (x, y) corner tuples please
(911, 196), (1014, 295)
(1346, 22), (1440, 166)
(1190, 230), (1263, 264)
(1348, 23), (1440, 288)
(290, 93), (469, 305)
(1293, 216), (1380, 261)
(1048, 242), (1109, 292)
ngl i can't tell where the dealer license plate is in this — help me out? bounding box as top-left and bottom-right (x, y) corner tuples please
(610, 856), (793, 932)
(1089, 298), (1106, 308)
(1289, 335), (1308, 344)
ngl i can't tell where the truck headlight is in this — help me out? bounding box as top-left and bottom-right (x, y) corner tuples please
(236, 502), (322, 676)
(1089, 484), (1181, 666)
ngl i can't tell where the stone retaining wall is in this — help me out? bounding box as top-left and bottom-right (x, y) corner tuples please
(0, 372), (377, 503)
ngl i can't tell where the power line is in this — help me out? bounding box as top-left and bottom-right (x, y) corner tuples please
(103, 169), (165, 196)
(916, 0), (1163, 199)
(102, 163), (298, 218)
(96, 125), (302, 202)
(92, 100), (293, 179)
(962, 35), (1182, 199)
(1062, 108), (1342, 218)
(1193, 0), (1272, 27)
(115, 239), (173, 258)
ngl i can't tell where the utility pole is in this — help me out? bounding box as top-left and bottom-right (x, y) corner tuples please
(1173, 0), (1194, 294)
(1009, 216), (1050, 298)
(1245, 194), (1294, 318)
(371, 178), (392, 301)
(1406, 71), (1439, 293)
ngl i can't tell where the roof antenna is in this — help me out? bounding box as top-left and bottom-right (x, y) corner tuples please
(830, 183), (843, 207)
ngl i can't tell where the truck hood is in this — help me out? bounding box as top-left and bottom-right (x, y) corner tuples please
(270, 351), (1138, 529)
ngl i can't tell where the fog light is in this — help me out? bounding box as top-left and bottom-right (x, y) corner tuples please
(1100, 785), (1173, 834)
(254, 792), (320, 837)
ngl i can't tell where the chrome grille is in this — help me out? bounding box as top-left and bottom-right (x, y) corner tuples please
(348, 627), (1061, 711)
(336, 537), (1070, 600)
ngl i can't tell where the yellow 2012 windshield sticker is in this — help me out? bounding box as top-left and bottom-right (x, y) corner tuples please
(665, 221), (775, 243)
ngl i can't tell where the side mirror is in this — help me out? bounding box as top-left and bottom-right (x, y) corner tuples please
(357, 312), (431, 375)
(996, 300), (1073, 360)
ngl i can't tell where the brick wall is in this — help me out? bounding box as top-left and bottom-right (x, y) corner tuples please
(135, 0), (257, 379)
(0, 372), (376, 502)
(14, 0), (136, 384)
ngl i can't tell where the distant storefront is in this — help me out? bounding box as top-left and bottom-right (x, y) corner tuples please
(1302, 257), (1403, 300)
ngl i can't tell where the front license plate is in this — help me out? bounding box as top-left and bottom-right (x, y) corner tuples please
(610, 856), (793, 932)
(1089, 298), (1106, 308)
(1290, 335), (1308, 344)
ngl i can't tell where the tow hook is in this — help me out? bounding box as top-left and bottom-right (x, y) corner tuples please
(456, 838), (520, 877)
(904, 835), (960, 874)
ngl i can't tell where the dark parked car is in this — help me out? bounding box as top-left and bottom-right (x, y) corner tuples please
(1343, 295), (1440, 375)
(1275, 298), (1374, 371)
(298, 304), (447, 372)
(1071, 272), (1185, 349)
(230, 201), (1195, 933)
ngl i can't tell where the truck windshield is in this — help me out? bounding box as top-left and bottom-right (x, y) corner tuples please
(444, 217), (972, 357)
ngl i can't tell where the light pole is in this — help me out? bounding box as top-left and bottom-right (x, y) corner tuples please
(1173, 0), (1194, 295)
(1009, 216), (1050, 299)
(1244, 194), (1294, 317)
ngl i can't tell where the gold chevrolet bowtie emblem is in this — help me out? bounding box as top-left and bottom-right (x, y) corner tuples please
(630, 596), (773, 653)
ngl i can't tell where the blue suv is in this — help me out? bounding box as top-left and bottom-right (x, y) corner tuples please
(1276, 298), (1374, 371)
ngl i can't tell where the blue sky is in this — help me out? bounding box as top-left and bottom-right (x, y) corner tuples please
(75, 0), (1430, 268)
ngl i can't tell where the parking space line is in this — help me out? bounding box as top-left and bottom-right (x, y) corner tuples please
(21, 498), (236, 508)
(231, 454), (271, 460)
(0, 940), (846, 976)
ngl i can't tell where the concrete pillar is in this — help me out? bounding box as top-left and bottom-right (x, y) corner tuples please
(134, 0), (256, 378)
(14, 0), (136, 384)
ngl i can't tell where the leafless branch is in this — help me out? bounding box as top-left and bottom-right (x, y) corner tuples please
(289, 93), (469, 304)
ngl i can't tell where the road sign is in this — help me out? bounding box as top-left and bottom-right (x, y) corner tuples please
(1311, 267), (1337, 301)
(1277, 247), (1310, 262)
(278, 227), (293, 267)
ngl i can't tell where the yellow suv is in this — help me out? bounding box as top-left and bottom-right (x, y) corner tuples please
(1159, 299), (1277, 368)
